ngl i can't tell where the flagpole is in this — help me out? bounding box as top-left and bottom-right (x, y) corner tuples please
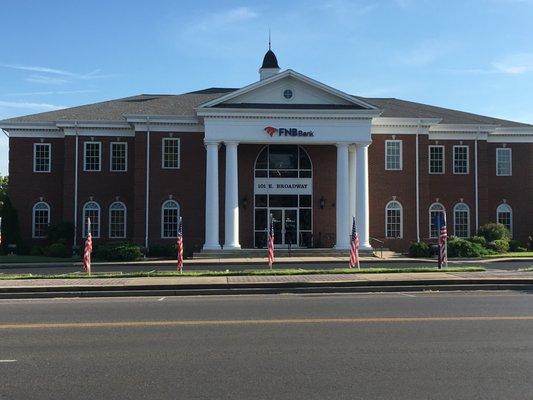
(444, 212), (448, 269)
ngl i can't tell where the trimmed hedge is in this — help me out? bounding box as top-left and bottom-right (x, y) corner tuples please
(408, 241), (431, 258)
(488, 239), (510, 254)
(447, 238), (491, 258)
(478, 223), (510, 242)
(147, 244), (177, 258)
(93, 242), (142, 261)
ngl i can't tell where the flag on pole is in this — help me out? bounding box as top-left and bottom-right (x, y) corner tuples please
(349, 216), (360, 269)
(0, 217), (3, 246)
(438, 212), (448, 268)
(267, 213), (275, 269)
(83, 218), (93, 275)
(177, 216), (184, 272)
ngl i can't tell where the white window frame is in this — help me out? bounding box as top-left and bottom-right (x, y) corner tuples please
(496, 203), (513, 237)
(428, 145), (445, 174)
(83, 201), (101, 238)
(161, 200), (180, 238)
(110, 142), (128, 172)
(385, 200), (403, 239)
(453, 145), (469, 175)
(108, 201), (127, 238)
(33, 143), (51, 173)
(453, 202), (470, 238)
(385, 140), (403, 171)
(161, 138), (181, 169)
(429, 202), (446, 239)
(32, 201), (50, 238)
(496, 148), (512, 176)
(83, 141), (102, 172)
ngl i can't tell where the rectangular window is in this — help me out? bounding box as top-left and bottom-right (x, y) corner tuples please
(429, 145), (445, 174)
(496, 148), (512, 176)
(110, 142), (128, 172)
(84, 142), (101, 171)
(385, 140), (402, 170)
(386, 209), (402, 238)
(109, 206), (126, 238)
(33, 143), (51, 172)
(162, 138), (180, 169)
(453, 145), (469, 174)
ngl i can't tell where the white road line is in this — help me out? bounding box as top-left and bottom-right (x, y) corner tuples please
(0, 360), (17, 363)
(158, 297), (166, 301)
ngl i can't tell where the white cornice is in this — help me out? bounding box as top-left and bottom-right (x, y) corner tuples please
(197, 107), (381, 120)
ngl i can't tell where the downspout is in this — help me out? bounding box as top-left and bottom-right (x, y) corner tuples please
(144, 117), (151, 252)
(415, 121), (420, 242)
(475, 126), (480, 232)
(73, 121), (79, 252)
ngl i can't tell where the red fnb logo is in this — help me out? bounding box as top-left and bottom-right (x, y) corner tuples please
(264, 126), (278, 137)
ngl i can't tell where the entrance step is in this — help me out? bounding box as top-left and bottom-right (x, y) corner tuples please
(193, 248), (376, 259)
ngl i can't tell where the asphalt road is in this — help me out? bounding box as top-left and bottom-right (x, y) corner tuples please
(0, 259), (531, 275)
(1, 291), (533, 399)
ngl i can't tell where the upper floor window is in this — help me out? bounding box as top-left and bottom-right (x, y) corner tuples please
(429, 202), (446, 238)
(429, 145), (445, 174)
(385, 140), (402, 170)
(453, 145), (469, 174)
(496, 203), (512, 236)
(109, 202), (127, 238)
(84, 142), (101, 172)
(496, 148), (512, 176)
(33, 143), (51, 173)
(32, 201), (50, 238)
(83, 201), (101, 238)
(110, 142), (127, 172)
(161, 200), (180, 238)
(162, 138), (180, 169)
(453, 203), (470, 238)
(385, 200), (403, 238)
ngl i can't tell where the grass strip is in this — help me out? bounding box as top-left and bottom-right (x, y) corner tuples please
(0, 266), (485, 280)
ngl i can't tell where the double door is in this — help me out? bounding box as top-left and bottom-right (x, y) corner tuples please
(270, 208), (298, 247)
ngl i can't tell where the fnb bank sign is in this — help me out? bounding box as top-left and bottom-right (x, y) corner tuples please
(264, 126), (314, 137)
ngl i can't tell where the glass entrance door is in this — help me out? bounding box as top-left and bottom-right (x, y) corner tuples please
(270, 208), (298, 247)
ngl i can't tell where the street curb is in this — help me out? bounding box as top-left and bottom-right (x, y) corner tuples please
(1, 279), (532, 299)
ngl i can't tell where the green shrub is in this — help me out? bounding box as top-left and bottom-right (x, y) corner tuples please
(468, 236), (487, 247)
(93, 242), (142, 261)
(30, 245), (45, 256)
(44, 242), (70, 258)
(447, 238), (491, 258)
(147, 243), (177, 258)
(488, 239), (510, 254)
(46, 222), (74, 244)
(516, 246), (528, 252)
(408, 241), (431, 258)
(509, 239), (524, 252)
(478, 223), (510, 242)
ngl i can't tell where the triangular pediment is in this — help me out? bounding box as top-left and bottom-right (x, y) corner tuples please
(198, 70), (377, 110)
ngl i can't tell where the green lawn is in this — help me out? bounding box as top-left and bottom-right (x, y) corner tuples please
(487, 252), (533, 258)
(0, 255), (76, 264)
(0, 266), (485, 280)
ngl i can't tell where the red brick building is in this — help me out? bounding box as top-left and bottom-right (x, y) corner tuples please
(1, 50), (532, 254)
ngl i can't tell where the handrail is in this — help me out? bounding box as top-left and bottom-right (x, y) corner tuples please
(369, 237), (385, 258)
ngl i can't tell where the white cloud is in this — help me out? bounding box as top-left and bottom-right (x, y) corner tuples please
(2, 89), (97, 96)
(0, 101), (64, 111)
(188, 7), (258, 32)
(25, 74), (70, 85)
(492, 53), (533, 74)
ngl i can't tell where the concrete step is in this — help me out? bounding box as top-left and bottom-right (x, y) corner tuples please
(193, 248), (376, 259)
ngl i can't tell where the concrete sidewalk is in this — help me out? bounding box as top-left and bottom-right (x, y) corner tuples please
(0, 270), (532, 298)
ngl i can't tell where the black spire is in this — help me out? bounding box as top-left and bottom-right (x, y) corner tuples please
(261, 30), (279, 69)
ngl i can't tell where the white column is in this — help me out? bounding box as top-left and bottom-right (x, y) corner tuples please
(349, 145), (357, 221)
(356, 143), (372, 250)
(224, 141), (241, 249)
(335, 143), (350, 249)
(203, 141), (220, 250)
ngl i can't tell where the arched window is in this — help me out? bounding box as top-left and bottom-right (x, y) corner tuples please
(32, 201), (50, 238)
(496, 203), (512, 236)
(109, 202), (127, 238)
(385, 201), (403, 238)
(453, 203), (470, 238)
(161, 200), (180, 238)
(429, 203), (446, 238)
(83, 201), (100, 238)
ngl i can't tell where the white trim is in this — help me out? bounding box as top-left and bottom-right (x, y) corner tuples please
(496, 203), (513, 237)
(109, 142), (128, 172)
(161, 137), (181, 169)
(496, 147), (512, 176)
(83, 141), (101, 172)
(82, 201), (101, 238)
(428, 145), (445, 174)
(32, 143), (51, 173)
(453, 202), (470, 238)
(32, 201), (50, 239)
(161, 199), (180, 239)
(108, 201), (127, 239)
(452, 145), (469, 175)
(64, 128), (134, 137)
(385, 200), (403, 239)
(415, 126), (420, 242)
(429, 202), (446, 239)
(384, 139), (402, 171)
(8, 130), (64, 138)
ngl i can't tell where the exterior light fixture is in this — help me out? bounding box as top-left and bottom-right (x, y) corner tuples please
(319, 196), (325, 209)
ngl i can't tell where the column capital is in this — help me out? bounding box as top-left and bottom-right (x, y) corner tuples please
(224, 141), (239, 147)
(204, 140), (220, 147)
(335, 142), (350, 148)
(356, 141), (372, 148)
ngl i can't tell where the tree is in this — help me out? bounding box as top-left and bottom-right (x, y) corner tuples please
(0, 175), (22, 254)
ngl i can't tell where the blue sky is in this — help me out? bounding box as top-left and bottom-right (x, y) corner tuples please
(1, 0), (533, 176)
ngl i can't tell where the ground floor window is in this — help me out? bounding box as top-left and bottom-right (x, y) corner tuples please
(453, 203), (470, 238)
(429, 203), (446, 238)
(496, 203), (512, 236)
(161, 200), (180, 238)
(109, 202), (126, 238)
(32, 201), (50, 238)
(83, 201), (100, 238)
(385, 200), (402, 238)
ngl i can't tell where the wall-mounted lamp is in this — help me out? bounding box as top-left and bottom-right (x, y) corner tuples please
(319, 196), (325, 209)
(241, 196), (248, 210)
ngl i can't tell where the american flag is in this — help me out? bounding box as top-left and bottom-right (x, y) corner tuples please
(349, 216), (360, 268)
(83, 218), (93, 274)
(177, 216), (184, 272)
(438, 213), (448, 268)
(0, 217), (3, 246)
(267, 214), (274, 269)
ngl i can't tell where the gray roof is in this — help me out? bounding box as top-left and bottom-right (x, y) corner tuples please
(1, 87), (530, 127)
